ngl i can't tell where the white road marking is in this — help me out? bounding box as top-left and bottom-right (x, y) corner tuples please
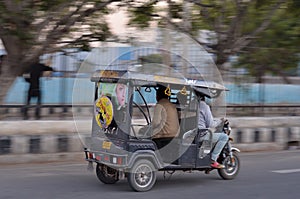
(271, 168), (300, 174)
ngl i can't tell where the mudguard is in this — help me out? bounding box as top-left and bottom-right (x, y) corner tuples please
(231, 147), (240, 153)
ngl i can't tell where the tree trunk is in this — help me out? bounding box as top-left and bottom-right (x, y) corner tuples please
(0, 35), (31, 104)
(0, 75), (16, 104)
(0, 61), (17, 104)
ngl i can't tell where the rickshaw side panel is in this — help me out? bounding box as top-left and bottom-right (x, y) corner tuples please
(178, 144), (197, 167)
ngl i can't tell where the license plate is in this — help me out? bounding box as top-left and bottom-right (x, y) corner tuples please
(102, 141), (112, 149)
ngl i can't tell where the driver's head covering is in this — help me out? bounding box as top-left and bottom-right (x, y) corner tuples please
(194, 87), (213, 99)
(156, 85), (169, 100)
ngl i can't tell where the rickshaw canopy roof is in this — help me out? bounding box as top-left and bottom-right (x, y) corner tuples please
(91, 63), (228, 98)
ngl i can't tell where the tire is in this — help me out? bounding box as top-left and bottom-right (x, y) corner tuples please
(218, 152), (240, 180)
(96, 163), (119, 184)
(127, 159), (157, 192)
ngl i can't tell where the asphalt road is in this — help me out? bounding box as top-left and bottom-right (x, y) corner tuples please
(1, 150), (299, 199)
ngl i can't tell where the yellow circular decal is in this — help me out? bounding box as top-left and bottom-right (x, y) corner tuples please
(94, 96), (114, 129)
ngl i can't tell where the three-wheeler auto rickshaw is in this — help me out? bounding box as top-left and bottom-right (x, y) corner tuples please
(84, 63), (240, 192)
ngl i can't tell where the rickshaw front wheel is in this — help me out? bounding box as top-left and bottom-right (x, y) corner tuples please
(96, 163), (119, 184)
(218, 152), (240, 180)
(127, 159), (157, 192)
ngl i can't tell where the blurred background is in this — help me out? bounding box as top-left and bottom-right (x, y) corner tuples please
(0, 1), (299, 158)
(0, 0), (299, 120)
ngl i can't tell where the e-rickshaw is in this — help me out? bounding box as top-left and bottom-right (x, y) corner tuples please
(84, 63), (240, 192)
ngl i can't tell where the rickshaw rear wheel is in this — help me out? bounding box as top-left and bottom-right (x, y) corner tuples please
(218, 152), (240, 180)
(96, 163), (119, 184)
(127, 159), (157, 192)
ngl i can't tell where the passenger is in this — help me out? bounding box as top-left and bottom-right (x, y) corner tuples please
(152, 86), (180, 146)
(197, 92), (229, 169)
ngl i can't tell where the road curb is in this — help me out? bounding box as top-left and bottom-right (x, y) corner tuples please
(0, 117), (299, 164)
(0, 152), (86, 165)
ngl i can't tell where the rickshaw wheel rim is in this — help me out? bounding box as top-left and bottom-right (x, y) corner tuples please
(133, 163), (154, 188)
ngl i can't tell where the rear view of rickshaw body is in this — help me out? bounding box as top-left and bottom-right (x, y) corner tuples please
(84, 64), (240, 192)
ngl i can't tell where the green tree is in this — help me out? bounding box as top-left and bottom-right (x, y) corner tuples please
(0, 0), (114, 103)
(235, 0), (300, 83)
(126, 0), (299, 80)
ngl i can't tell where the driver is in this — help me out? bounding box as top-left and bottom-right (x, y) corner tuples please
(151, 86), (180, 144)
(197, 92), (229, 169)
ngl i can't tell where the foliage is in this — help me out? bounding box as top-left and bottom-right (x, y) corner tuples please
(0, 0), (115, 103)
(236, 0), (300, 82)
(0, 0), (113, 73)
(125, 0), (300, 82)
(127, 3), (155, 28)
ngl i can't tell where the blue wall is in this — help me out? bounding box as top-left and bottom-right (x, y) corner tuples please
(5, 77), (94, 104)
(226, 83), (300, 104)
(4, 77), (300, 105)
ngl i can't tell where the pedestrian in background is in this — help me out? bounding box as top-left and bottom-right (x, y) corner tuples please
(23, 58), (53, 120)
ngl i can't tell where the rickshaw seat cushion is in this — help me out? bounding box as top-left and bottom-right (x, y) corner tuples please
(152, 137), (175, 149)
